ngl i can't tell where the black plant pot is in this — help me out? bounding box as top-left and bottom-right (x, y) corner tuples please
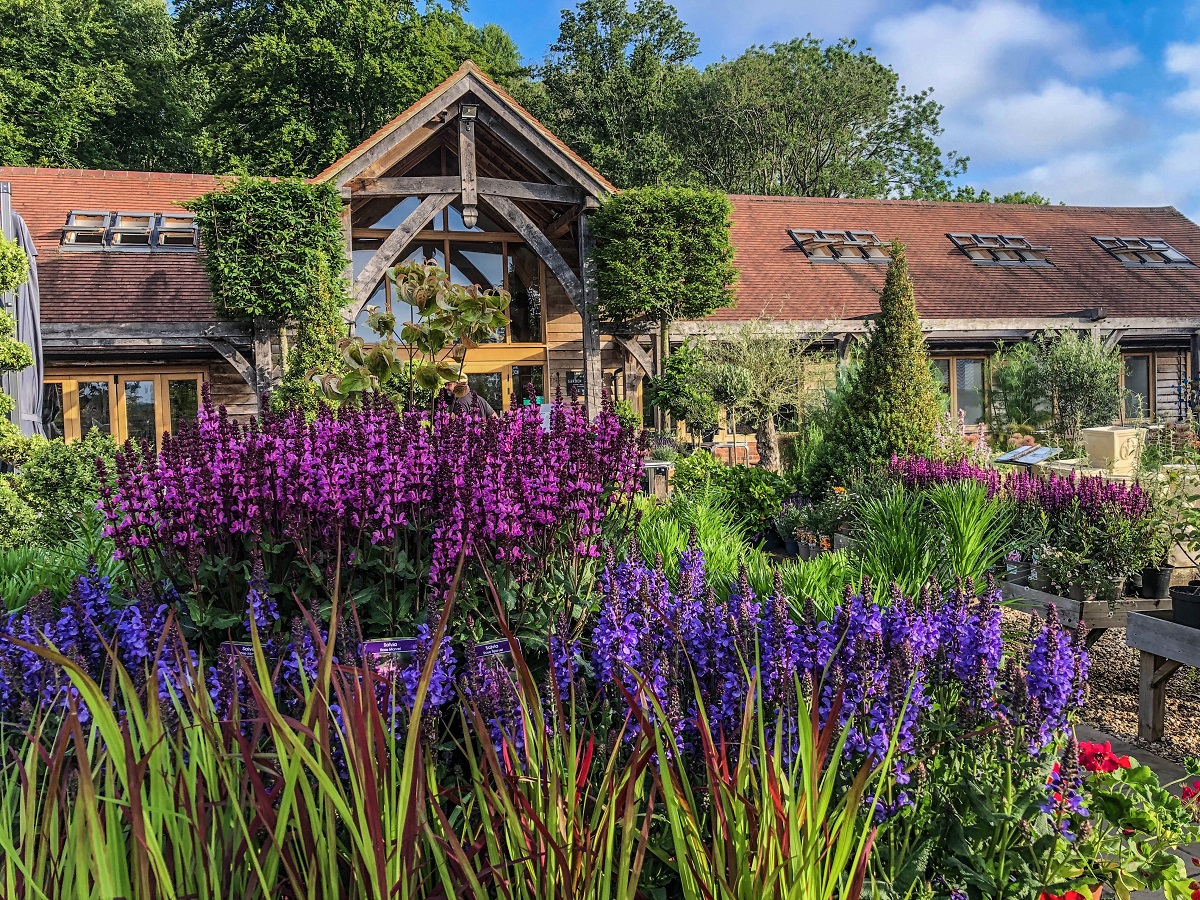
(1173, 590), (1200, 628)
(762, 532), (784, 552)
(1140, 566), (1174, 600)
(784, 538), (799, 557)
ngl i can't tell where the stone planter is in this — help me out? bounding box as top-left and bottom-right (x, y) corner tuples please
(1081, 426), (1144, 475)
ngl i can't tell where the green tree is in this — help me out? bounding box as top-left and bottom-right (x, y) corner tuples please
(937, 185), (1053, 204)
(810, 243), (941, 485)
(0, 0), (201, 170)
(703, 321), (825, 473)
(592, 186), (737, 372)
(0, 308), (33, 463)
(527, 0), (698, 187)
(680, 38), (964, 198)
(0, 236), (27, 293)
(646, 339), (718, 437)
(178, 0), (522, 176)
(1036, 330), (1124, 447)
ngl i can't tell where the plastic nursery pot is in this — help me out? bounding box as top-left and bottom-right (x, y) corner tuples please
(783, 538), (799, 557)
(1171, 588), (1200, 628)
(1140, 565), (1174, 600)
(763, 532), (784, 552)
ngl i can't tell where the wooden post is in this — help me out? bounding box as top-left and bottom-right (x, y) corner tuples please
(1139, 652), (1166, 741)
(458, 108), (478, 229)
(577, 212), (603, 419)
(252, 317), (278, 405)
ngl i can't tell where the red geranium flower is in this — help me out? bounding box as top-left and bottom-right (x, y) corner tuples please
(1077, 741), (1132, 773)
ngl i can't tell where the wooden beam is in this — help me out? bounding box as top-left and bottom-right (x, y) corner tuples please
(350, 193), (456, 310)
(578, 211), (604, 419)
(349, 175), (583, 205)
(482, 194), (582, 307)
(41, 322), (253, 342)
(1103, 329), (1128, 350)
(253, 318), (280, 397)
(544, 204), (580, 240)
(459, 114), (479, 228)
(332, 80), (470, 188)
(207, 338), (257, 393)
(614, 335), (654, 377)
(673, 316), (1200, 339)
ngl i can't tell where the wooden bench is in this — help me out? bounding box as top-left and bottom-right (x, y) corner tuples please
(1125, 611), (1200, 742)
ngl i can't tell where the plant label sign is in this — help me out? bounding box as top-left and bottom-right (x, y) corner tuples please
(1015, 446), (1062, 466)
(219, 641), (257, 663)
(362, 637), (419, 676)
(475, 638), (516, 660)
(995, 445), (1038, 464)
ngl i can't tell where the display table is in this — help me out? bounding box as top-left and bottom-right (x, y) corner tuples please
(1125, 610), (1200, 742)
(1002, 580), (1171, 647)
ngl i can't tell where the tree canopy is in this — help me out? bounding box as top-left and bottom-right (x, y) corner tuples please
(177, 0), (521, 176)
(519, 0), (698, 188)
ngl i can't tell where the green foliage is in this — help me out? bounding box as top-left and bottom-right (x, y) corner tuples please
(178, 0), (522, 176)
(0, 310), (32, 443)
(592, 186), (737, 330)
(925, 480), (1016, 585)
(809, 244), (941, 487)
(0, 509), (126, 609)
(988, 341), (1049, 434)
(645, 339), (717, 434)
(1036, 329), (1124, 446)
(319, 260), (511, 410)
(0, 0), (201, 170)
(942, 185), (1053, 205)
(612, 398), (642, 430)
(525, 0), (698, 188)
(186, 177), (348, 411)
(0, 235), (27, 292)
(670, 451), (788, 530)
(14, 430), (117, 545)
(683, 38), (965, 198)
(0, 477), (35, 551)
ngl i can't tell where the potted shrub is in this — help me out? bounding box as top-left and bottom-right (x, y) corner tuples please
(773, 501), (802, 555)
(1139, 520), (1176, 600)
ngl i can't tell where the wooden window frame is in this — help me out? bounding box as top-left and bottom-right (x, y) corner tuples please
(933, 355), (989, 427)
(43, 369), (206, 448)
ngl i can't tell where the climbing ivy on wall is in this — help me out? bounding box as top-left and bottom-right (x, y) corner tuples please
(186, 177), (348, 411)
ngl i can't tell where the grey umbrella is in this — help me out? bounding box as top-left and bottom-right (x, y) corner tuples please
(12, 212), (43, 438)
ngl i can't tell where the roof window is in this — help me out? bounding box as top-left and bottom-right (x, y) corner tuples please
(60, 211), (198, 252)
(1093, 236), (1192, 267)
(787, 229), (890, 263)
(948, 233), (1051, 265)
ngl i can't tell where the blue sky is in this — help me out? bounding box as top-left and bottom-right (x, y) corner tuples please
(463, 0), (1200, 218)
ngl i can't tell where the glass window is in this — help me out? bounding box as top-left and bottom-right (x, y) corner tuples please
(507, 245), (542, 343)
(169, 379), (199, 431)
(78, 380), (112, 436)
(42, 383), (64, 439)
(447, 199), (502, 233)
(932, 359), (950, 395)
(955, 359), (985, 425)
(351, 239), (383, 279)
(450, 242), (505, 343)
(467, 373), (503, 412)
(1124, 355), (1151, 420)
(124, 380), (157, 444)
(512, 365), (545, 405)
(368, 197), (422, 231)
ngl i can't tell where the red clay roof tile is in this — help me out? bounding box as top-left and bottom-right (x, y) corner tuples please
(0, 166), (220, 324)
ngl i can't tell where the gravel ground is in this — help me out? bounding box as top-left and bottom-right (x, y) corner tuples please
(1002, 608), (1200, 764)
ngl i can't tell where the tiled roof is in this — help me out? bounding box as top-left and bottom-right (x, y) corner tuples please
(0, 166), (220, 324)
(708, 196), (1200, 324)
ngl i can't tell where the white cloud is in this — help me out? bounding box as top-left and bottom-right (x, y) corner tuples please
(966, 81), (1128, 161)
(1166, 42), (1200, 113)
(870, 0), (1137, 104)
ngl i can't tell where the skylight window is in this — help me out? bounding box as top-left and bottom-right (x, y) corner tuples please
(787, 229), (890, 263)
(1093, 236), (1192, 267)
(948, 233), (1051, 266)
(60, 210), (198, 252)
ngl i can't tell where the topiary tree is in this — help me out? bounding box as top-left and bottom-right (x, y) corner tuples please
(0, 309), (34, 457)
(592, 186), (738, 371)
(1035, 329), (1123, 448)
(810, 242), (940, 486)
